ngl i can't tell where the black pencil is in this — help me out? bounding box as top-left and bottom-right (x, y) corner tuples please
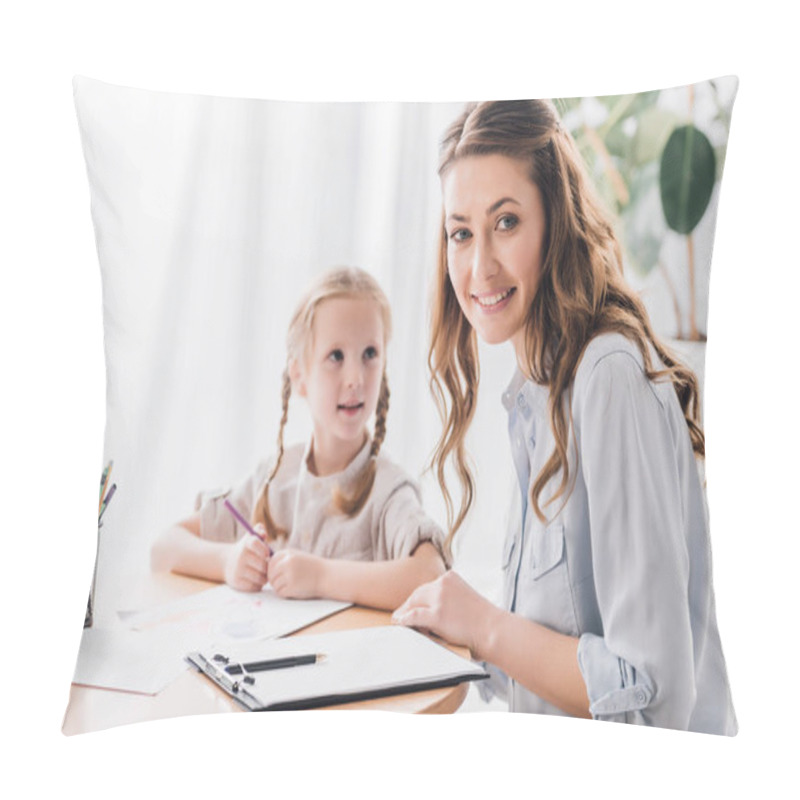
(224, 653), (323, 675)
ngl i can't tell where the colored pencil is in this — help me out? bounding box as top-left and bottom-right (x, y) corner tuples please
(98, 460), (113, 513)
(224, 498), (274, 555)
(98, 482), (117, 522)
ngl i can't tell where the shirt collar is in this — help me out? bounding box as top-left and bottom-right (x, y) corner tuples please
(501, 367), (549, 418)
(301, 435), (373, 486)
(502, 367), (527, 411)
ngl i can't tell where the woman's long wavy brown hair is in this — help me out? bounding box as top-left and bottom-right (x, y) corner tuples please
(429, 100), (704, 552)
(252, 267), (393, 541)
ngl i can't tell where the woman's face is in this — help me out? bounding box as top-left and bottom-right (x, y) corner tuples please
(442, 154), (547, 361)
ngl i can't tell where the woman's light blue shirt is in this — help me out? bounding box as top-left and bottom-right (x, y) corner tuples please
(498, 332), (736, 734)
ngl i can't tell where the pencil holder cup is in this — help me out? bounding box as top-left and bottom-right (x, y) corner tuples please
(84, 522), (101, 628)
(84, 591), (93, 628)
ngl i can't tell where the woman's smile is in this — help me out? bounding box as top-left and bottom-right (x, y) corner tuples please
(472, 286), (516, 312)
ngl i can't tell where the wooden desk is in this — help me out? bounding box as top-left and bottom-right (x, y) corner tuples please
(63, 573), (469, 735)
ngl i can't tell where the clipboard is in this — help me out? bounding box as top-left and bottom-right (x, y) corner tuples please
(186, 625), (488, 711)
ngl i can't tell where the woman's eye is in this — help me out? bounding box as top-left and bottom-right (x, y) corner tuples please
(363, 346), (379, 361)
(327, 349), (344, 363)
(497, 214), (518, 231)
(448, 228), (471, 244)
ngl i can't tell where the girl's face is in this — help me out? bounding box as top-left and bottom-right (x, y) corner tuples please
(293, 296), (386, 460)
(442, 153), (547, 362)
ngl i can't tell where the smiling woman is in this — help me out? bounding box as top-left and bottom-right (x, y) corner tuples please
(443, 154), (547, 351)
(394, 99), (737, 734)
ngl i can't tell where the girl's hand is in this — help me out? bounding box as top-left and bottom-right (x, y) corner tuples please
(391, 571), (501, 659)
(223, 525), (271, 592)
(268, 549), (325, 599)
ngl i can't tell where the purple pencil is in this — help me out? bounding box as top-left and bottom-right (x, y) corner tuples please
(98, 483), (117, 522)
(223, 498), (274, 556)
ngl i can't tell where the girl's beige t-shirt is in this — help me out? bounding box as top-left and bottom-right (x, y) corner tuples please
(195, 438), (449, 566)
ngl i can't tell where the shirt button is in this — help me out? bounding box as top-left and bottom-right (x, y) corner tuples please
(635, 690), (647, 704)
(516, 394), (527, 410)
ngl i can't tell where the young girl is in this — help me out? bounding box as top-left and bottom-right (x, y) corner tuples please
(152, 267), (447, 610)
(393, 100), (737, 733)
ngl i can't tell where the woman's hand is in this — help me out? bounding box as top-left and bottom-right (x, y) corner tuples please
(268, 549), (325, 599)
(222, 525), (271, 592)
(391, 571), (502, 659)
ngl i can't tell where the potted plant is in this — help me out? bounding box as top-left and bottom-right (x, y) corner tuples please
(556, 80), (736, 403)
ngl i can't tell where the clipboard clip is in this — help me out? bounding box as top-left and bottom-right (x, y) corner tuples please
(212, 654), (255, 685)
(187, 651), (262, 710)
(233, 662), (256, 686)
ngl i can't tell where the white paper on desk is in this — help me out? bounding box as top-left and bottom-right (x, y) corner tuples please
(199, 625), (487, 710)
(118, 585), (351, 647)
(72, 627), (196, 694)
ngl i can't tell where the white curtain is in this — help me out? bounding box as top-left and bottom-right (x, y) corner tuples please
(77, 79), (512, 615)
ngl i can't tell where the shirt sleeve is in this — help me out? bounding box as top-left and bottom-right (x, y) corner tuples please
(194, 461), (271, 543)
(477, 661), (509, 704)
(574, 351), (696, 729)
(376, 482), (451, 567)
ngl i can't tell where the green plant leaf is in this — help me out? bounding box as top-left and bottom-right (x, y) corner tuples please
(604, 122), (632, 159)
(714, 144), (729, 181)
(553, 97), (581, 117)
(659, 125), (716, 235)
(597, 94), (636, 137)
(633, 108), (680, 166)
